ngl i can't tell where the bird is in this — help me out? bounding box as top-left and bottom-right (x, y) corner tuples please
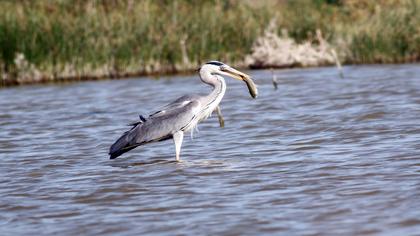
(109, 61), (258, 161)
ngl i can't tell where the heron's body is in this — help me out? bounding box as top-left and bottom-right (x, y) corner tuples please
(109, 61), (257, 161)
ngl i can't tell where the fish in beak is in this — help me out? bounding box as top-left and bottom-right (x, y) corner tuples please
(220, 66), (258, 99)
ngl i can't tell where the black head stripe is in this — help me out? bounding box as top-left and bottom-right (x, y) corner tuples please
(205, 61), (224, 66)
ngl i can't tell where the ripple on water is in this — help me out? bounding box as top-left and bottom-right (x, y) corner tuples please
(1, 65), (420, 235)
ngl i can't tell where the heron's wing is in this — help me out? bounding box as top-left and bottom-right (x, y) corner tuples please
(126, 95), (199, 127)
(109, 99), (201, 159)
(149, 94), (200, 118)
(142, 100), (201, 141)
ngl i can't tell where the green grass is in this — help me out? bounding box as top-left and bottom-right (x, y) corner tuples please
(0, 0), (419, 85)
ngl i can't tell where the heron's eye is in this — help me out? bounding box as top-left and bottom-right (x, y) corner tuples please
(220, 66), (227, 71)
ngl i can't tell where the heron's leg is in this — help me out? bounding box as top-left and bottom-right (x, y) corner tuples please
(215, 106), (225, 128)
(173, 131), (184, 162)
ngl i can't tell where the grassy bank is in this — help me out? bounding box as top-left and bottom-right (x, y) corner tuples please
(1, 0), (419, 86)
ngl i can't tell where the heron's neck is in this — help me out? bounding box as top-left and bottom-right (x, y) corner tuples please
(199, 71), (226, 108)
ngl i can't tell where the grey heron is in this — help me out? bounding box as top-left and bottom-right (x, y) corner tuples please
(109, 61), (258, 161)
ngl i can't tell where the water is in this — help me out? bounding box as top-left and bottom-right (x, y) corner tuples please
(1, 65), (419, 235)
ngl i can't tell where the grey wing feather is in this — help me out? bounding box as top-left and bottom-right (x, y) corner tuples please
(126, 94), (198, 127)
(109, 99), (200, 159)
(127, 115), (147, 127)
(149, 94), (201, 118)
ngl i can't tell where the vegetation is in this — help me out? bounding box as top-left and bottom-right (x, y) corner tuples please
(0, 0), (419, 86)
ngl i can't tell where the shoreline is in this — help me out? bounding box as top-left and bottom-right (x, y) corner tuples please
(2, 62), (419, 88)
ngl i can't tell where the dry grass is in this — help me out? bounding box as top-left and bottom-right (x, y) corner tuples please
(245, 20), (338, 68)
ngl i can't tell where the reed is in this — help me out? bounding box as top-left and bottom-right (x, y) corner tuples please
(0, 0), (419, 86)
(0, 0), (272, 85)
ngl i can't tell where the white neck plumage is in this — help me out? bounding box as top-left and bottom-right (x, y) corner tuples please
(199, 70), (226, 119)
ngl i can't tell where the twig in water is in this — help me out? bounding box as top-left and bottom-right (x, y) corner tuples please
(271, 68), (278, 90)
(331, 49), (344, 78)
(215, 106), (225, 128)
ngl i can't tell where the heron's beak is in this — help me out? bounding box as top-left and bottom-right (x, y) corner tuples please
(221, 66), (258, 98)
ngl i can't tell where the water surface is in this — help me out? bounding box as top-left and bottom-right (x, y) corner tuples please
(1, 65), (420, 235)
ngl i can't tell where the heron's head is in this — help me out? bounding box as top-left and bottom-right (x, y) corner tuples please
(199, 61), (258, 98)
